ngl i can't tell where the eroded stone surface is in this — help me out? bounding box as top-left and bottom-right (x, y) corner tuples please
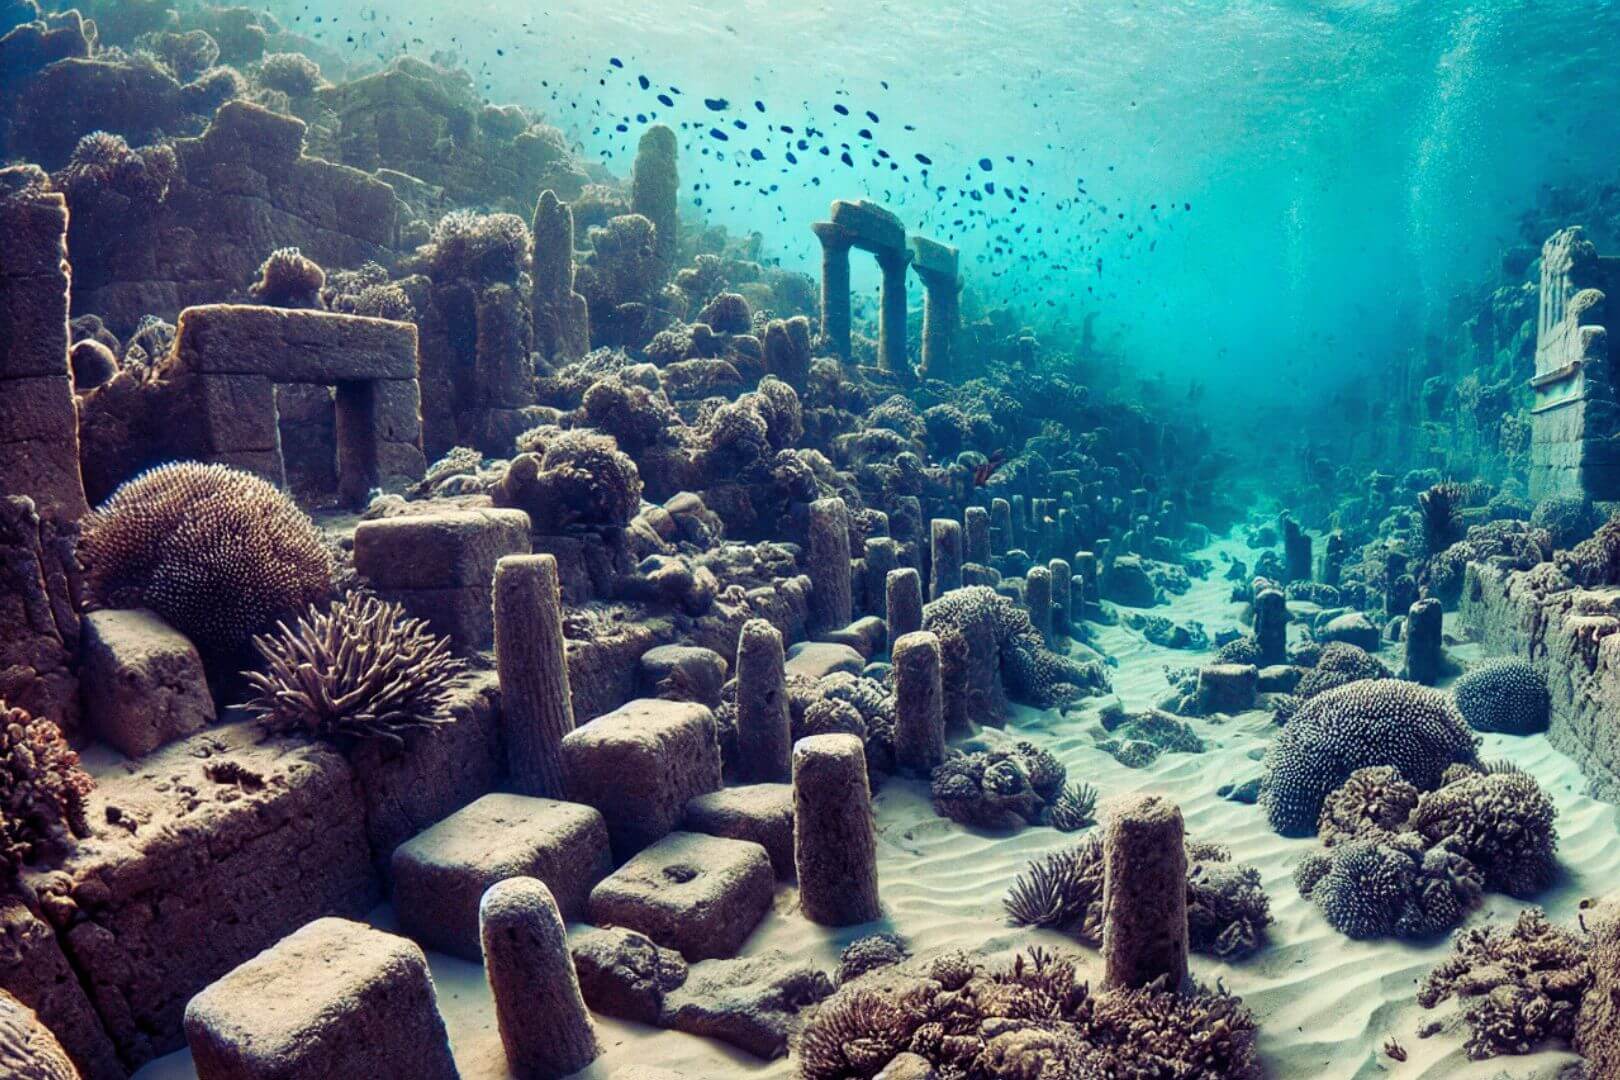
(587, 832), (773, 960)
(81, 609), (214, 759)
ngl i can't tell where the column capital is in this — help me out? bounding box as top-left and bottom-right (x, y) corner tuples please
(810, 221), (855, 251)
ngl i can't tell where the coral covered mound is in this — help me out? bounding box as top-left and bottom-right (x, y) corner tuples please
(1410, 765), (1559, 898)
(1293, 831), (1482, 940)
(494, 428), (644, 531)
(1576, 895), (1620, 1075)
(1260, 678), (1479, 836)
(1005, 835), (1271, 960)
(249, 246), (325, 309)
(0, 704), (93, 881)
(1293, 642), (1391, 702)
(1316, 765), (1420, 846)
(1453, 659), (1550, 735)
(80, 462), (334, 661)
(930, 741), (1065, 829)
(1420, 908), (1590, 1060)
(244, 595), (464, 750)
(923, 585), (1109, 710)
(794, 947), (1261, 1080)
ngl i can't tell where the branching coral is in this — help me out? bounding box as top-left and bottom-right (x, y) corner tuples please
(244, 595), (464, 750)
(493, 429), (643, 531)
(1454, 659), (1550, 735)
(80, 462), (334, 661)
(1317, 765), (1420, 846)
(1409, 766), (1558, 898)
(1260, 679), (1478, 836)
(1420, 908), (1590, 1060)
(0, 704), (92, 881)
(249, 246), (325, 309)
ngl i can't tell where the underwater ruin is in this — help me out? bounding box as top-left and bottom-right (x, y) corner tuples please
(2, 1), (1620, 1077)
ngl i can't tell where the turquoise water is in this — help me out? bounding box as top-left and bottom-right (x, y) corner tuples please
(267, 0), (1620, 409)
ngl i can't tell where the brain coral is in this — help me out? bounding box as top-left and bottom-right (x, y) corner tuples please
(1260, 678), (1478, 836)
(80, 462), (334, 660)
(1453, 659), (1549, 735)
(1293, 642), (1390, 702)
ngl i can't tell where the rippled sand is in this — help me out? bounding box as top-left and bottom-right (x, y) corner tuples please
(136, 534), (1620, 1078)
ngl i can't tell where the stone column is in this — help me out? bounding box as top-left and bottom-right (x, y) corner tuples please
(810, 222), (853, 359)
(494, 554), (575, 798)
(531, 190), (590, 362)
(990, 498), (1013, 556)
(1049, 558), (1072, 637)
(964, 505), (991, 565)
(480, 877), (599, 1078)
(910, 235), (960, 381)
(735, 619), (791, 782)
(929, 519), (963, 600)
(1406, 598), (1443, 686)
(887, 567), (924, 640)
(808, 497), (853, 632)
(863, 537), (899, 620)
(1254, 588), (1288, 667)
(1025, 566), (1053, 645)
(793, 734), (880, 926)
(1101, 794), (1189, 993)
(875, 246), (913, 374)
(892, 631), (945, 774)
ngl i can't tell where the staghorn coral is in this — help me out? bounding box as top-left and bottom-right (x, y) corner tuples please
(1409, 766), (1558, 898)
(1260, 679), (1478, 836)
(1421, 908), (1590, 1060)
(1453, 659), (1550, 735)
(244, 595), (464, 751)
(929, 741), (1064, 830)
(80, 462), (334, 662)
(1295, 831), (1482, 940)
(1316, 765), (1420, 846)
(493, 429), (643, 531)
(0, 704), (93, 881)
(249, 246), (326, 309)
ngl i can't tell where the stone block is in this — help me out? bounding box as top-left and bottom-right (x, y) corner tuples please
(0, 496), (79, 736)
(638, 644), (728, 708)
(588, 832), (774, 960)
(0, 194), (68, 281)
(370, 377), (424, 445)
(81, 609), (215, 759)
(829, 199), (906, 253)
(38, 723), (379, 1069)
(392, 793), (611, 961)
(1319, 611), (1380, 652)
(816, 615), (887, 659)
(175, 304), (418, 381)
(0, 899), (122, 1080)
(683, 784), (795, 878)
(784, 641), (864, 680)
(353, 508), (532, 590)
(0, 276), (70, 381)
(561, 699), (722, 857)
(184, 918), (456, 1080)
(1195, 663), (1258, 715)
(908, 235), (959, 278)
(192, 374), (278, 453)
(0, 434), (87, 525)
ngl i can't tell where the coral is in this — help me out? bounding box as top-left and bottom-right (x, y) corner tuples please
(1187, 856), (1272, 960)
(1556, 510), (1620, 587)
(1293, 642), (1390, 702)
(244, 595), (464, 751)
(1296, 831), (1482, 939)
(1260, 679), (1478, 836)
(696, 291), (753, 334)
(1420, 908), (1589, 1060)
(249, 246), (326, 309)
(427, 209), (531, 282)
(929, 741), (1064, 829)
(1409, 767), (1558, 898)
(836, 934), (910, 985)
(1049, 782), (1098, 832)
(581, 375), (680, 452)
(1095, 708), (1203, 768)
(1316, 766), (1419, 846)
(0, 703), (92, 881)
(925, 587), (1108, 710)
(1417, 481), (1471, 555)
(80, 462), (334, 661)
(52, 131), (178, 204)
(493, 429), (644, 531)
(1453, 659), (1550, 735)
(255, 51), (323, 96)
(1531, 493), (1598, 550)
(1214, 634), (1262, 666)
(134, 29), (221, 82)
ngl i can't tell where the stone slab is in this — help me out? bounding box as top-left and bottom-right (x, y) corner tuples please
(175, 304), (418, 381)
(588, 832), (774, 960)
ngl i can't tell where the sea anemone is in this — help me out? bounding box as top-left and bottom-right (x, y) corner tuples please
(249, 247), (326, 309)
(79, 462), (333, 661)
(244, 595), (463, 750)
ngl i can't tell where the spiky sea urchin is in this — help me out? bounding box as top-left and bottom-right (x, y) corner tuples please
(244, 595), (464, 750)
(0, 704), (93, 880)
(80, 462), (333, 661)
(1049, 781), (1099, 832)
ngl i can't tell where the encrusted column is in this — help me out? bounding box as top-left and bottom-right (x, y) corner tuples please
(910, 235), (960, 380)
(810, 221), (853, 359)
(875, 246), (912, 374)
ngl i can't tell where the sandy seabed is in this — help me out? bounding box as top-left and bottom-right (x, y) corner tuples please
(135, 535), (1617, 1079)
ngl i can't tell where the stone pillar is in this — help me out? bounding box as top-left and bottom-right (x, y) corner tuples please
(1322, 531), (1347, 587)
(990, 498), (1013, 556)
(892, 631), (945, 774)
(807, 497), (853, 632)
(631, 125), (679, 282)
(734, 619), (791, 782)
(863, 537), (899, 620)
(1049, 558), (1072, 636)
(1025, 566), (1053, 645)
(480, 877), (600, 1079)
(763, 315), (812, 391)
(793, 734), (880, 926)
(887, 567), (924, 640)
(910, 235), (960, 381)
(494, 555), (575, 798)
(875, 247), (912, 374)
(964, 505), (991, 565)
(1101, 794), (1189, 993)
(1406, 598), (1443, 686)
(1254, 588), (1287, 666)
(531, 190), (590, 362)
(1282, 516), (1312, 584)
(810, 222), (853, 359)
(930, 519), (963, 601)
